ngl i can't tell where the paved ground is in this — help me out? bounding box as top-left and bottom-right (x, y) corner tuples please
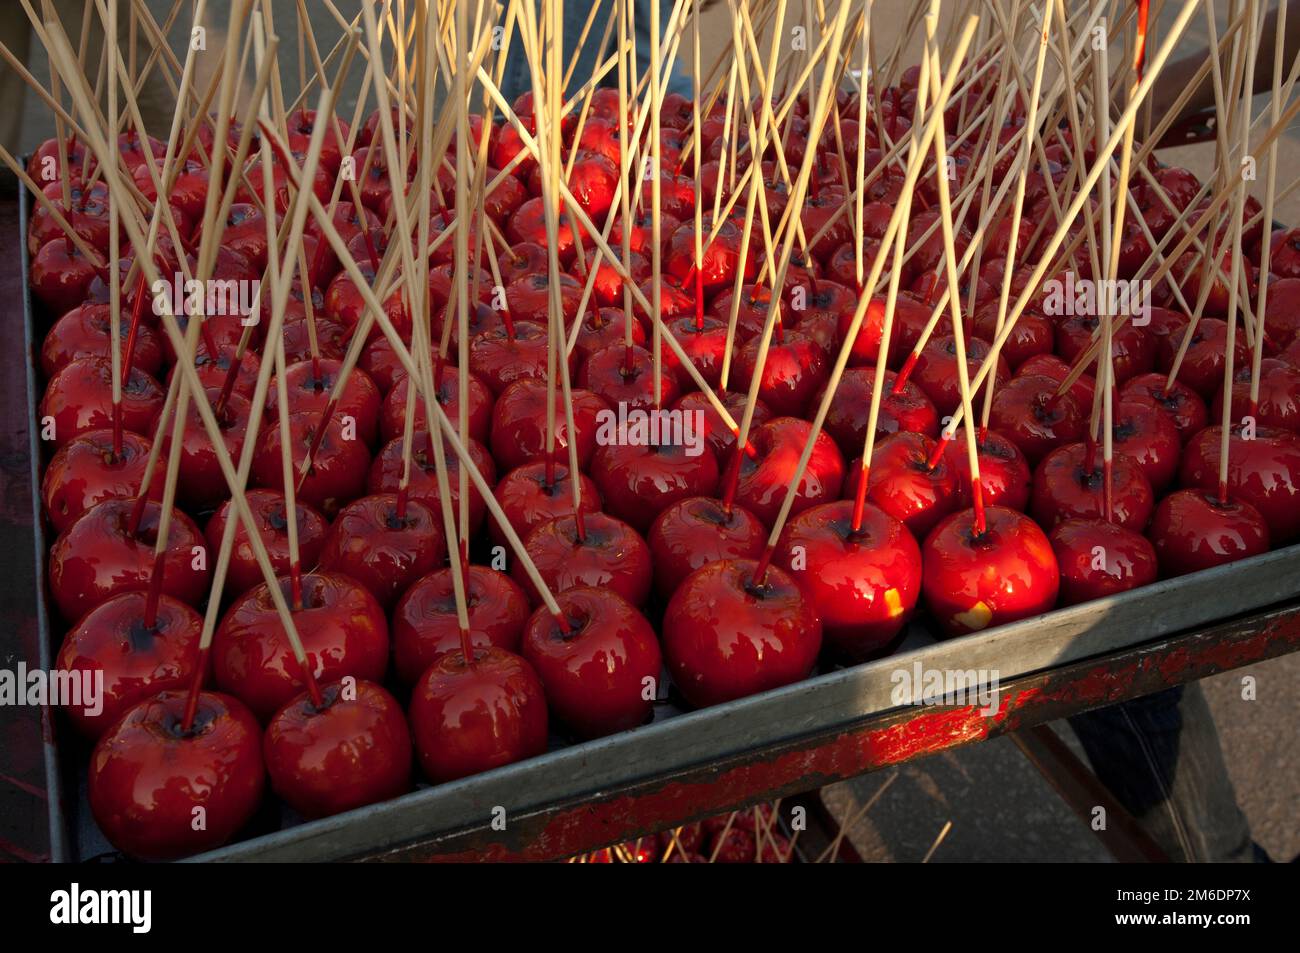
(6, 1), (1296, 863)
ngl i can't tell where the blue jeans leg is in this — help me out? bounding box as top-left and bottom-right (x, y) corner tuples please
(1066, 683), (1258, 862)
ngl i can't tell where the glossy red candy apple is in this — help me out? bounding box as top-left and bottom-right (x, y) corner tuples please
(941, 428), (1032, 511)
(734, 330), (829, 417)
(41, 303), (163, 379)
(163, 386), (252, 510)
(662, 558), (822, 708)
(735, 417), (845, 526)
(776, 500), (921, 661)
(392, 565), (532, 685)
(1109, 395), (1183, 491)
(578, 343), (682, 413)
(489, 377), (609, 472)
(849, 431), (959, 539)
(468, 320), (553, 395)
(213, 572), (389, 721)
(251, 410), (370, 517)
(1157, 317), (1249, 398)
(1149, 489), (1270, 577)
(48, 498), (210, 623)
(1016, 353), (1097, 409)
(408, 646), (548, 783)
(663, 315), (730, 389)
(268, 359), (382, 448)
(515, 512), (653, 607)
(1120, 372), (1209, 442)
(1210, 358), (1300, 433)
(87, 690), (264, 861)
(521, 586), (661, 739)
(921, 506), (1060, 637)
(490, 461), (601, 548)
(590, 440), (720, 533)
(368, 430), (495, 535)
(573, 307), (649, 367)
(317, 493), (447, 609)
(204, 490), (329, 600)
(41, 430), (160, 534)
(1178, 424), (1300, 543)
(264, 678), (411, 819)
(989, 373), (1088, 465)
(29, 237), (99, 315)
(672, 389), (772, 463)
(1053, 314), (1155, 385)
(647, 496), (767, 599)
(40, 357), (164, 450)
(968, 303), (1054, 371)
(911, 335), (1008, 417)
(1049, 518), (1158, 606)
(1030, 442), (1154, 532)
(813, 367), (939, 459)
(56, 591), (202, 738)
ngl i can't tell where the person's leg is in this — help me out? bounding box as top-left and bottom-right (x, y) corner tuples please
(1067, 683), (1258, 862)
(632, 0), (692, 97)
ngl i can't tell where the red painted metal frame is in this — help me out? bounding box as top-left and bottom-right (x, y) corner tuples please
(379, 604), (1300, 862)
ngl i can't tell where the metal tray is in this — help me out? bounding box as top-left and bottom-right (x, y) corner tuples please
(14, 173), (1300, 863)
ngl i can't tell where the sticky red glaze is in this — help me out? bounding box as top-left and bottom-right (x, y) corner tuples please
(522, 587), (661, 739)
(392, 565), (532, 685)
(408, 647), (548, 783)
(204, 490), (329, 601)
(1109, 396), (1182, 491)
(213, 572), (389, 721)
(56, 592), (201, 738)
(41, 302), (163, 379)
(735, 417), (845, 526)
(846, 431), (959, 538)
(734, 332), (829, 417)
(88, 691), (264, 861)
(515, 512), (653, 607)
(1178, 424), (1300, 543)
(264, 679), (411, 819)
(989, 373), (1088, 465)
(1049, 518), (1158, 606)
(662, 558), (822, 709)
(268, 359), (382, 447)
(814, 367), (940, 459)
(942, 428), (1032, 511)
(921, 506), (1060, 637)
(1149, 489), (1270, 577)
(1120, 372), (1209, 443)
(491, 461), (601, 547)
(648, 496), (767, 600)
(40, 357), (164, 450)
(317, 494), (447, 609)
(41, 430), (160, 534)
(591, 441), (720, 534)
(578, 343), (682, 413)
(489, 378), (609, 472)
(251, 410), (371, 517)
(368, 431), (495, 536)
(1030, 442), (1154, 533)
(776, 500), (921, 662)
(48, 498), (209, 623)
(911, 335), (1008, 417)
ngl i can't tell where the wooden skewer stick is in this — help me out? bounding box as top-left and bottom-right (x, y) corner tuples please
(1251, 0), (1287, 416)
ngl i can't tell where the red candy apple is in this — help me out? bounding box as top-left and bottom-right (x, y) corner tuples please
(521, 586), (661, 739)
(921, 506), (1060, 637)
(87, 690), (264, 861)
(662, 558), (822, 708)
(264, 678), (411, 819)
(408, 646), (548, 783)
(776, 500), (922, 661)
